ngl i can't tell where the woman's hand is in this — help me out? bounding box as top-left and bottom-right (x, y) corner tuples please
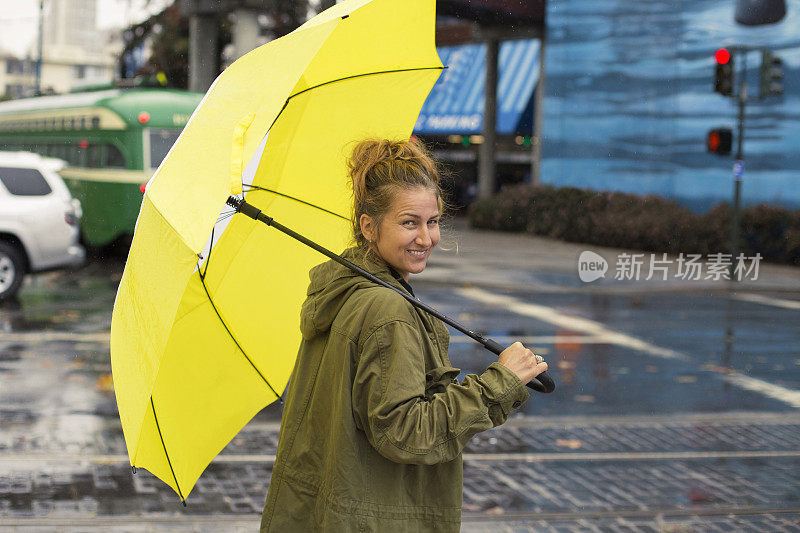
(497, 341), (547, 384)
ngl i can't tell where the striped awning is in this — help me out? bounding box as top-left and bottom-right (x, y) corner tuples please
(414, 38), (540, 135)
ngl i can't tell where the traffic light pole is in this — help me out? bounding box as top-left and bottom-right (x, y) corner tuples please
(714, 45), (783, 280)
(729, 51), (747, 281)
(729, 50), (748, 280)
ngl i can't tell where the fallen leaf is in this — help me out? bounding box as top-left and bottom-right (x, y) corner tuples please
(96, 374), (114, 393)
(556, 439), (583, 449)
(689, 487), (713, 503)
(575, 395), (595, 403)
(646, 366), (659, 373)
(677, 375), (697, 383)
(557, 360), (575, 370)
(701, 364), (730, 374)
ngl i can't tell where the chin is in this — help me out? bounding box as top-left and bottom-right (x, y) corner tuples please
(408, 262), (428, 275)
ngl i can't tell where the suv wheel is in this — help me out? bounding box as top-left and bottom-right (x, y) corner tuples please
(0, 241), (25, 301)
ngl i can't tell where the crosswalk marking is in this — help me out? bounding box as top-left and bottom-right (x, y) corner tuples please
(457, 287), (800, 409)
(456, 287), (687, 360)
(724, 373), (800, 408)
(732, 293), (800, 310)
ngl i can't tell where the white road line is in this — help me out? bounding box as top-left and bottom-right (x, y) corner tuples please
(724, 373), (800, 409)
(0, 331), (110, 343)
(732, 293), (800, 310)
(0, 454), (276, 464)
(3, 450), (799, 465)
(464, 450), (800, 462)
(456, 287), (687, 360)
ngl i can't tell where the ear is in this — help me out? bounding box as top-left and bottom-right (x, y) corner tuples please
(359, 213), (375, 243)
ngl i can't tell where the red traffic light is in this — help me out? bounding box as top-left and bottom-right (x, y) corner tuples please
(715, 48), (731, 65)
(707, 128), (733, 156)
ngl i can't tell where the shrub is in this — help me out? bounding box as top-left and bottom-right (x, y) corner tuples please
(467, 185), (800, 266)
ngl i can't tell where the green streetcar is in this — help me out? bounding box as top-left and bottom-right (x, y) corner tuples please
(0, 88), (204, 246)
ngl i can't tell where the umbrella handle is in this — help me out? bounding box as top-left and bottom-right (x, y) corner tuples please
(483, 339), (556, 394)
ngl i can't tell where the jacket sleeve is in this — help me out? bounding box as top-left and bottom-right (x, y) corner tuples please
(351, 318), (530, 465)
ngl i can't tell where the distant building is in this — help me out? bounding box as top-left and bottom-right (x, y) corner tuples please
(1, 53), (36, 99)
(1, 0), (120, 99)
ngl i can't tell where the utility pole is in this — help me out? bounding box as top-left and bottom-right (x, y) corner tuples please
(477, 37), (498, 198)
(530, 28), (545, 186)
(36, 0), (44, 95)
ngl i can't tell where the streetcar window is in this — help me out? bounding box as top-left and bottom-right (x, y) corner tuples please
(88, 144), (102, 168)
(91, 116), (100, 129)
(148, 129), (181, 168)
(0, 167), (52, 196)
(106, 145), (125, 168)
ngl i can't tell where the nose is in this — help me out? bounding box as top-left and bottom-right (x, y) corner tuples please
(415, 226), (431, 247)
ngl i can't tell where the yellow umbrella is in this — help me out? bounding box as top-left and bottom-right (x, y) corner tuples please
(110, 0), (443, 502)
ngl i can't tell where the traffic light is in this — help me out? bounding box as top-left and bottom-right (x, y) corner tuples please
(714, 48), (734, 96)
(760, 50), (784, 97)
(707, 128), (733, 156)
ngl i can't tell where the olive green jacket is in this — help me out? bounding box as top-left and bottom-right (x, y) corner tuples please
(260, 248), (529, 532)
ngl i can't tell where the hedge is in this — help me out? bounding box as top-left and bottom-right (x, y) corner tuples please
(467, 184), (800, 266)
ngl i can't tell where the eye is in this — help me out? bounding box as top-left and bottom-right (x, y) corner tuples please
(428, 218), (439, 226)
(402, 220), (416, 227)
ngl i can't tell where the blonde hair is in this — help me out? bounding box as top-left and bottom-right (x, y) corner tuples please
(348, 138), (445, 249)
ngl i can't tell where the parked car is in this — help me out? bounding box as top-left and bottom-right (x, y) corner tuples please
(0, 151), (85, 301)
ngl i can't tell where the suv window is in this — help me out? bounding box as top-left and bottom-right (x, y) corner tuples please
(0, 167), (52, 196)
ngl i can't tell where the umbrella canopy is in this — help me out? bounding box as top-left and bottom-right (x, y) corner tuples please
(110, 0), (443, 501)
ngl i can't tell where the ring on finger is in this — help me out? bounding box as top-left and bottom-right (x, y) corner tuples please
(535, 354), (544, 363)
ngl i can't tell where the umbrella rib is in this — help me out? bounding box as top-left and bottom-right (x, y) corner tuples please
(244, 184), (348, 221)
(197, 269), (284, 403)
(150, 396), (185, 503)
(240, 65), (445, 225)
(286, 65), (446, 102)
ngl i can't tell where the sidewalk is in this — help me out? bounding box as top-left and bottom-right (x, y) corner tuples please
(417, 218), (800, 294)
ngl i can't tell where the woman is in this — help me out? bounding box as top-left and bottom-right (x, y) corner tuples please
(261, 139), (547, 532)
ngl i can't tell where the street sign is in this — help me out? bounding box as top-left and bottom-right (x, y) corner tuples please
(734, 160), (744, 178)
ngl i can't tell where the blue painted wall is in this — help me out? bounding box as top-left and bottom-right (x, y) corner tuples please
(541, 0), (800, 211)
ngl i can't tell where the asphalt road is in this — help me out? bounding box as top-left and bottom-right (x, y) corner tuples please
(1, 254), (800, 531)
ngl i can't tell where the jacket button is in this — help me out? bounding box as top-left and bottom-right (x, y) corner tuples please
(512, 401), (522, 408)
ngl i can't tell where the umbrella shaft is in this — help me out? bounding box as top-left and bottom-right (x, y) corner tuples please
(225, 196), (554, 394)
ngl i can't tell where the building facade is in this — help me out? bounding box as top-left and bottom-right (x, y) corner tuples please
(1, 0), (117, 99)
(542, 0), (800, 210)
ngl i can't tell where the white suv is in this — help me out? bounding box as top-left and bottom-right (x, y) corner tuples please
(0, 151), (85, 301)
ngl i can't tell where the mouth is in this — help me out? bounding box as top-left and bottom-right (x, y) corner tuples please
(406, 249), (428, 258)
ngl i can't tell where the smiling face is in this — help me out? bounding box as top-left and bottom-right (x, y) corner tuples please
(360, 186), (441, 281)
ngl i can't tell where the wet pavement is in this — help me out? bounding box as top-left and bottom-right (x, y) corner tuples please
(1, 234), (800, 531)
